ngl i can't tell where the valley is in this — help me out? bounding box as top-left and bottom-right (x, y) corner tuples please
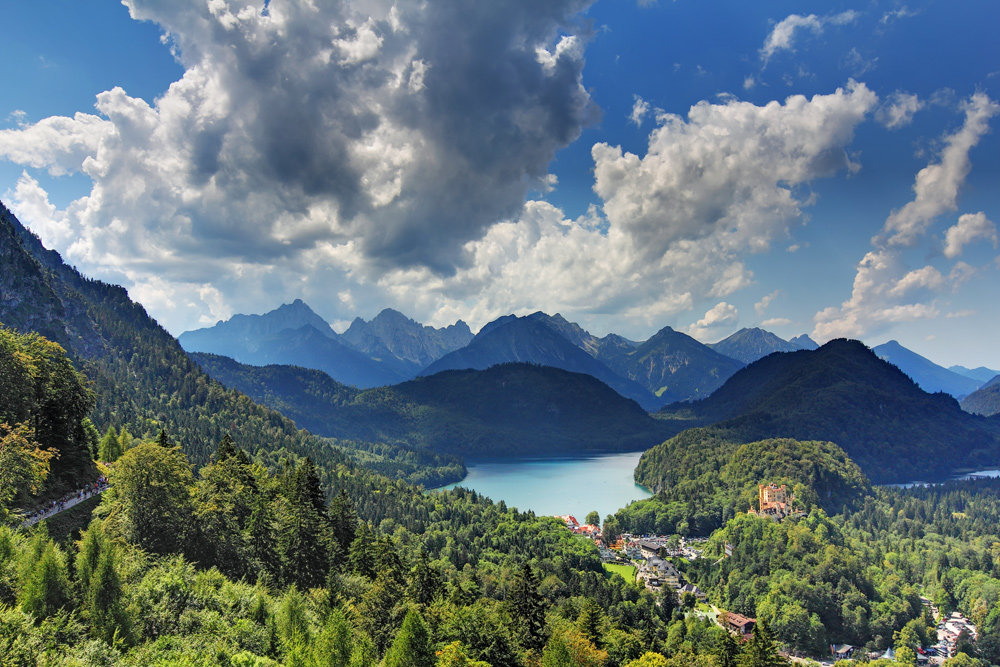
(3, 200), (1000, 665)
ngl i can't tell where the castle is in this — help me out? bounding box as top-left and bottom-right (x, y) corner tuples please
(749, 483), (798, 520)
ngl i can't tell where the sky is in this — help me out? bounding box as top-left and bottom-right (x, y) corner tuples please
(1, 0), (999, 368)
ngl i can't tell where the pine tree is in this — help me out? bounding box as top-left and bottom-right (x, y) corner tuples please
(87, 544), (132, 645)
(409, 549), (442, 606)
(509, 562), (547, 651)
(329, 489), (358, 558)
(312, 606), (353, 667)
(383, 609), (435, 667)
(738, 619), (787, 667)
(577, 597), (604, 649)
(348, 523), (375, 579)
(97, 425), (118, 462)
(19, 538), (70, 619)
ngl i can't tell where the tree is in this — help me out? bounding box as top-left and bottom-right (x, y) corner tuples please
(586, 511), (601, 527)
(383, 609), (435, 667)
(410, 549), (443, 606)
(18, 535), (70, 619)
(0, 421), (54, 519)
(329, 489), (358, 559)
(313, 607), (353, 667)
(436, 641), (492, 667)
(624, 653), (670, 667)
(738, 619), (788, 667)
(103, 438), (195, 555)
(86, 543), (132, 645)
(508, 562), (547, 651)
(577, 597), (604, 648)
(602, 514), (622, 544)
(98, 425), (119, 462)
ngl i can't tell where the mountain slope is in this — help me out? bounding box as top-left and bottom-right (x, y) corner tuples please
(0, 202), (351, 474)
(657, 339), (1000, 483)
(597, 326), (744, 402)
(708, 327), (799, 364)
(181, 302), (407, 388)
(874, 340), (982, 398)
(961, 377), (1000, 417)
(421, 316), (665, 410)
(950, 365), (1000, 384)
(191, 354), (680, 458)
(340, 308), (472, 377)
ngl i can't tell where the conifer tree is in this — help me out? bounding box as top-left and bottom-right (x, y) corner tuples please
(383, 609), (435, 667)
(87, 544), (132, 645)
(97, 425), (118, 462)
(348, 523), (376, 579)
(409, 549), (442, 606)
(329, 489), (357, 558)
(19, 537), (70, 619)
(738, 619), (787, 667)
(509, 562), (547, 651)
(312, 606), (353, 667)
(577, 597), (604, 649)
(76, 519), (106, 595)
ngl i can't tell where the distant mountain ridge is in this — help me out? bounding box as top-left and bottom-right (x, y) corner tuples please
(180, 303), (406, 388)
(191, 353), (679, 459)
(657, 339), (1000, 483)
(789, 334), (819, 350)
(596, 325), (745, 402)
(950, 365), (1000, 384)
(873, 340), (982, 399)
(181, 303), (474, 388)
(420, 315), (667, 410)
(341, 308), (472, 376)
(708, 327), (800, 364)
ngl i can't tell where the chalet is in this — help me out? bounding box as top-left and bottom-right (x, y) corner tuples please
(725, 613), (756, 639)
(638, 540), (661, 559)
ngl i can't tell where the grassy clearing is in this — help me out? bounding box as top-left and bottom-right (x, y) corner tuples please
(603, 562), (637, 583)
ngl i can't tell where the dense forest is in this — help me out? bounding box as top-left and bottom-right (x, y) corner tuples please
(191, 353), (677, 462)
(614, 428), (871, 536)
(656, 339), (1000, 483)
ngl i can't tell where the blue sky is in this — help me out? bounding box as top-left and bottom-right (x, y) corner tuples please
(1, 0), (998, 368)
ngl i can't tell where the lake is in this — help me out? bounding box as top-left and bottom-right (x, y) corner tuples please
(431, 451), (653, 521)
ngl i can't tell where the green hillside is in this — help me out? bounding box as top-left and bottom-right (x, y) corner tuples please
(191, 353), (680, 459)
(656, 338), (1000, 483)
(615, 427), (871, 536)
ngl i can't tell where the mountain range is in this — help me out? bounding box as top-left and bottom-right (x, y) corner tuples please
(708, 327), (801, 364)
(873, 340), (983, 399)
(657, 339), (1000, 483)
(190, 353), (679, 460)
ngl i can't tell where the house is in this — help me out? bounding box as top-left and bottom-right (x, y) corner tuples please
(556, 515), (579, 529)
(725, 613), (756, 639)
(638, 540), (661, 559)
(598, 545), (615, 562)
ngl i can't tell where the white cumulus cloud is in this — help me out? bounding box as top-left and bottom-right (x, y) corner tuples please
(688, 302), (739, 340)
(943, 212), (998, 259)
(876, 91), (924, 129)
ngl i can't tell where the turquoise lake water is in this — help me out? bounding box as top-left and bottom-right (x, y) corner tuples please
(431, 451), (653, 521)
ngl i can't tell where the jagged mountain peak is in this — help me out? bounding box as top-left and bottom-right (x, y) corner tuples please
(708, 327), (798, 364)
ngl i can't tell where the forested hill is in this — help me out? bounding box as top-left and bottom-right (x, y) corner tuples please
(191, 353), (680, 458)
(962, 377), (1000, 417)
(657, 338), (1000, 483)
(615, 428), (872, 536)
(0, 202), (350, 475)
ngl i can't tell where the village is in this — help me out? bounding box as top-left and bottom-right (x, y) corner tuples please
(556, 483), (978, 665)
